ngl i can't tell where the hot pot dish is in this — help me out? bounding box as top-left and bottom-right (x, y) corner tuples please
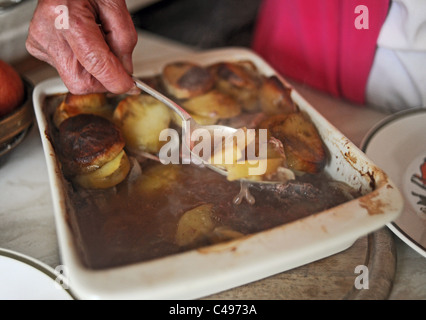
(42, 58), (362, 269)
(34, 49), (402, 299)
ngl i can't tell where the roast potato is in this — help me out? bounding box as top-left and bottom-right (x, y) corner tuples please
(58, 114), (126, 175)
(259, 112), (326, 173)
(209, 226), (244, 243)
(53, 92), (111, 128)
(182, 89), (241, 119)
(169, 108), (218, 128)
(209, 127), (254, 166)
(209, 127), (288, 181)
(259, 76), (298, 115)
(162, 61), (214, 99)
(224, 158), (284, 181)
(113, 94), (171, 154)
(57, 114), (130, 189)
(176, 203), (246, 247)
(137, 163), (181, 194)
(73, 150), (130, 189)
(175, 204), (215, 247)
(209, 61), (262, 113)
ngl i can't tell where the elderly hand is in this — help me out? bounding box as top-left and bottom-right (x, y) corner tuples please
(26, 0), (139, 94)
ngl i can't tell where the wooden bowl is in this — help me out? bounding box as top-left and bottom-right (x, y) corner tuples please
(0, 77), (34, 158)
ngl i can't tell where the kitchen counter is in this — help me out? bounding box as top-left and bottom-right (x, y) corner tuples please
(1, 30), (425, 300)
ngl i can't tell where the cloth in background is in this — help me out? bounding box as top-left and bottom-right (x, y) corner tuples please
(252, 0), (390, 106)
(366, 0), (426, 112)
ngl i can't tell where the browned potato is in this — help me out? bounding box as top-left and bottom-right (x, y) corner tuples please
(259, 112), (326, 173)
(53, 92), (111, 128)
(210, 226), (244, 243)
(175, 204), (216, 247)
(259, 76), (298, 115)
(209, 127), (254, 166)
(182, 89), (241, 119)
(209, 61), (262, 113)
(73, 150), (130, 189)
(209, 61), (260, 90)
(209, 128), (288, 181)
(58, 113), (126, 176)
(113, 94), (171, 154)
(224, 158), (284, 181)
(137, 163), (181, 194)
(191, 113), (219, 125)
(58, 113), (130, 189)
(175, 204), (245, 247)
(257, 113), (289, 137)
(162, 61), (214, 99)
(169, 108), (218, 127)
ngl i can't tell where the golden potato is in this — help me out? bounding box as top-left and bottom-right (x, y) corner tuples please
(58, 113), (126, 176)
(257, 113), (289, 134)
(182, 89), (241, 119)
(259, 76), (298, 115)
(73, 150), (130, 189)
(209, 61), (262, 113)
(169, 108), (218, 128)
(224, 158), (284, 181)
(53, 92), (111, 128)
(191, 113), (219, 125)
(259, 112), (326, 174)
(209, 127), (254, 166)
(113, 94), (171, 154)
(137, 163), (181, 194)
(209, 61), (260, 90)
(209, 127), (286, 181)
(210, 226), (244, 243)
(175, 204), (215, 247)
(162, 61), (214, 99)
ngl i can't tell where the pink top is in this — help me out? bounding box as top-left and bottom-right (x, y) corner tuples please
(252, 0), (390, 104)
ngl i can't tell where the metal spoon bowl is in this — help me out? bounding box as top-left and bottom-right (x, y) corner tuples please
(132, 77), (286, 184)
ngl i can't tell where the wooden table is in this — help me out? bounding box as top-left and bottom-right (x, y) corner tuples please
(2, 30), (425, 300)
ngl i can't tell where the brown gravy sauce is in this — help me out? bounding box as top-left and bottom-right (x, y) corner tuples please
(44, 94), (362, 270)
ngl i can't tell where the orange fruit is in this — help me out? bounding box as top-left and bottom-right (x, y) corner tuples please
(0, 60), (25, 117)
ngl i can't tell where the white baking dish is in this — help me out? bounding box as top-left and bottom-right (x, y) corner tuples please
(32, 48), (403, 300)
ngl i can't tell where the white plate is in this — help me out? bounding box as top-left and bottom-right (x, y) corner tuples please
(0, 248), (74, 300)
(361, 108), (426, 258)
(33, 48), (404, 299)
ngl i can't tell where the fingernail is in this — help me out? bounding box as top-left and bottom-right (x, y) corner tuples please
(126, 84), (141, 95)
(122, 54), (134, 74)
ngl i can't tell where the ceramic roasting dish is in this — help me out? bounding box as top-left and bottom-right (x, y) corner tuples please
(32, 48), (403, 300)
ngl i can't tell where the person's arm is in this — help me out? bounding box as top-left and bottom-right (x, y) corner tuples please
(26, 0), (140, 95)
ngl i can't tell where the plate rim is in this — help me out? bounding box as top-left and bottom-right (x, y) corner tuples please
(0, 247), (76, 299)
(360, 107), (426, 258)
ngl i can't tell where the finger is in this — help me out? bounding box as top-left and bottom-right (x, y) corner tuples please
(52, 41), (108, 94)
(26, 12), (56, 67)
(95, 0), (138, 74)
(64, 12), (135, 94)
(25, 39), (53, 67)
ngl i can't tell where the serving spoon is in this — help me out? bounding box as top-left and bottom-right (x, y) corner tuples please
(133, 76), (236, 173)
(132, 77), (292, 185)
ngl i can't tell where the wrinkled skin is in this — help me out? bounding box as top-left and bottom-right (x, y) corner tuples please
(26, 0), (139, 94)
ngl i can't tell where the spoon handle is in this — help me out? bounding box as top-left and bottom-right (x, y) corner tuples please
(132, 76), (193, 123)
